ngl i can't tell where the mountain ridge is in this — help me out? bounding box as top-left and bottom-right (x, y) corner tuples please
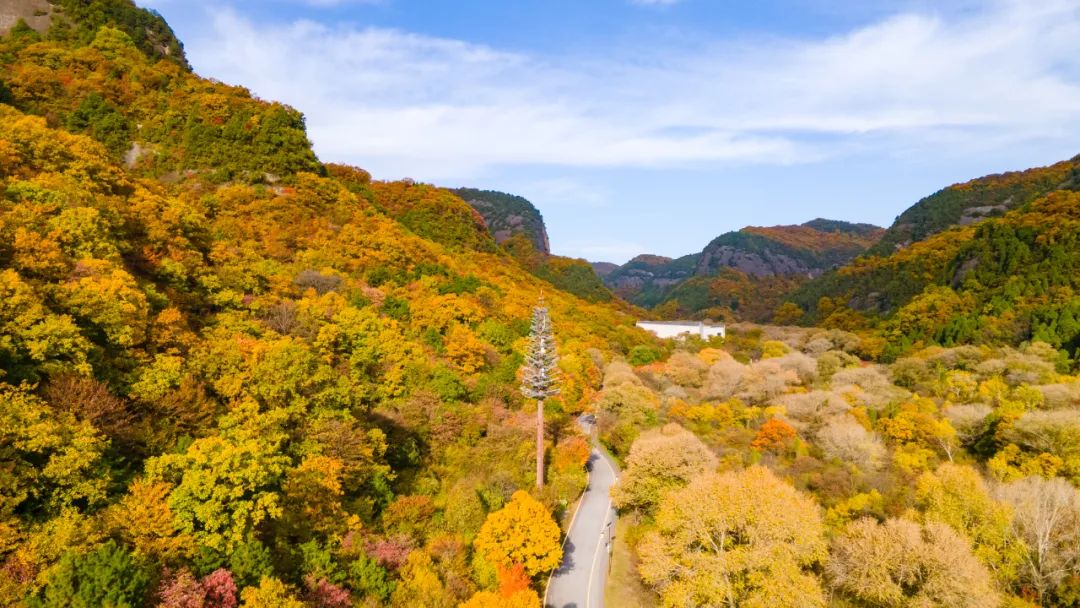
(596, 218), (882, 318)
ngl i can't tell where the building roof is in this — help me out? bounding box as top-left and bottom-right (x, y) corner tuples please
(636, 320), (723, 327)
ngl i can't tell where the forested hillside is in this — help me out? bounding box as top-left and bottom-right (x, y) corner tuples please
(791, 157), (1080, 361)
(0, 7), (654, 607)
(5, 3), (1080, 608)
(868, 156), (1080, 256)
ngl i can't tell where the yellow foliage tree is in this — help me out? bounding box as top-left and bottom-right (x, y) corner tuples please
(459, 589), (539, 608)
(239, 577), (305, 608)
(104, 479), (192, 563)
(827, 517), (999, 608)
(637, 466), (827, 607)
(445, 323), (488, 374)
(473, 491), (562, 577)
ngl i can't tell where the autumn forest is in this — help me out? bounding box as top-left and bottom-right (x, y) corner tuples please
(2, 2), (1080, 608)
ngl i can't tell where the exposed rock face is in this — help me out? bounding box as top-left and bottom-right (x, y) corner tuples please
(696, 244), (814, 278)
(0, 0), (55, 35)
(599, 219), (883, 313)
(695, 221), (883, 279)
(451, 188), (550, 254)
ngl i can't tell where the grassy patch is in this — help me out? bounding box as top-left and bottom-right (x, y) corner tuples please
(605, 513), (658, 608)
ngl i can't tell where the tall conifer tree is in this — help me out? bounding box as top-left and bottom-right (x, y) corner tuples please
(521, 297), (559, 489)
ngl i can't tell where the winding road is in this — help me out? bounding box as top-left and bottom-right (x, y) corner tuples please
(545, 423), (619, 608)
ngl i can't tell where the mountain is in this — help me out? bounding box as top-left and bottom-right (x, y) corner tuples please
(790, 155), (1080, 359)
(0, 5), (653, 605)
(602, 253), (700, 307)
(589, 261), (619, 278)
(1, 0), (188, 68)
(444, 188), (615, 303)
(451, 188), (550, 254)
(696, 220), (883, 278)
(868, 156), (1080, 255)
(599, 219), (882, 320)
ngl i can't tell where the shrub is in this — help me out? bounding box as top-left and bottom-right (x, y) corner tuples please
(628, 345), (662, 366)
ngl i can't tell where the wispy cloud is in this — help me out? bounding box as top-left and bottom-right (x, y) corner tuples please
(185, 0), (1080, 182)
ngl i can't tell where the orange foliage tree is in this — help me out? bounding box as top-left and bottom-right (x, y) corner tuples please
(751, 417), (797, 451)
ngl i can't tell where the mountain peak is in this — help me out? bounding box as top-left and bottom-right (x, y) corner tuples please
(1, 0), (188, 68)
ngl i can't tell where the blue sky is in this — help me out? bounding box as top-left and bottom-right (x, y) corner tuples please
(140, 0), (1080, 263)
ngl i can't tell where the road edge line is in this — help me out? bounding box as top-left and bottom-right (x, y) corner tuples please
(585, 495), (613, 608)
(542, 446), (597, 607)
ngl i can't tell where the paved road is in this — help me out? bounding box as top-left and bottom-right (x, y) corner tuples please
(545, 437), (619, 608)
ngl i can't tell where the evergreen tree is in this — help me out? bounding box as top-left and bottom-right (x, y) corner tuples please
(33, 541), (149, 608)
(520, 297), (560, 489)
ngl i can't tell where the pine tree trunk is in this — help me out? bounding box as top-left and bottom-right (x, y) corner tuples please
(536, 399), (544, 489)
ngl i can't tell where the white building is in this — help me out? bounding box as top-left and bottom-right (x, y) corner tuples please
(636, 320), (726, 340)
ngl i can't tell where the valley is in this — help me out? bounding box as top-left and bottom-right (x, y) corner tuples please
(1, 2), (1080, 608)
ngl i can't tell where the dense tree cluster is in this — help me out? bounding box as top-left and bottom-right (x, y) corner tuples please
(0, 12), (662, 606)
(606, 324), (1080, 607)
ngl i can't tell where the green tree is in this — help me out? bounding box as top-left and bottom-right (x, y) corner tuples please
(65, 93), (132, 157)
(32, 541), (149, 608)
(145, 403), (290, 552)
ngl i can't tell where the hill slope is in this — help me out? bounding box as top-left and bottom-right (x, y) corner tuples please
(0, 8), (653, 607)
(1, 0), (188, 67)
(697, 220), (883, 278)
(445, 188), (615, 303)
(791, 156), (1080, 359)
(869, 156), (1080, 255)
(602, 253), (700, 307)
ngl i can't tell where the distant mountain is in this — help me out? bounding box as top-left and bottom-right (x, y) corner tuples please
(451, 188), (550, 254)
(602, 254), (700, 307)
(598, 219), (882, 320)
(446, 188), (614, 303)
(697, 220), (883, 278)
(589, 261), (619, 278)
(790, 155), (1080, 359)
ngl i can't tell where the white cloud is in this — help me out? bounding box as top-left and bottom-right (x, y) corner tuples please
(184, 0), (1080, 181)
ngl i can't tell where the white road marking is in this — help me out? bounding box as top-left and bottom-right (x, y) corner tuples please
(585, 451), (618, 608)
